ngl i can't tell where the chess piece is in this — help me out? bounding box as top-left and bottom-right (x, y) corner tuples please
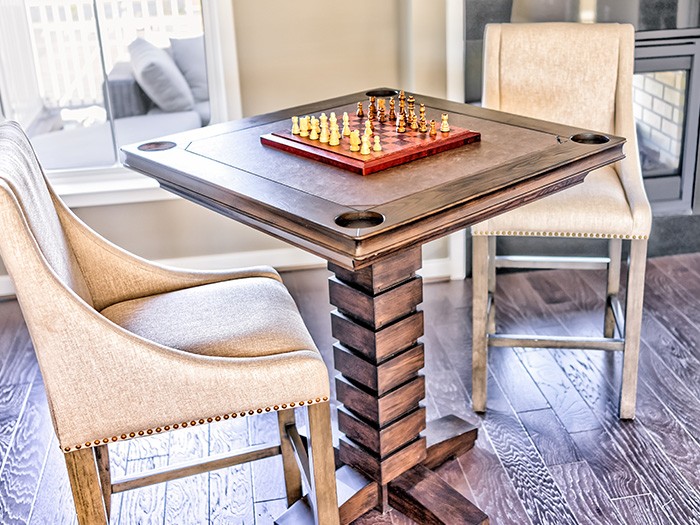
(356, 102), (364, 118)
(378, 99), (387, 123)
(373, 135), (382, 152)
(397, 114), (406, 133)
(389, 98), (396, 121)
(410, 114), (419, 131)
(419, 103), (427, 132)
(291, 116), (300, 135)
(299, 116), (310, 137)
(309, 117), (319, 140)
(342, 112), (351, 136)
(349, 130), (361, 152)
(330, 112), (337, 129)
(429, 119), (437, 137)
(360, 135), (371, 155)
(364, 119), (373, 138)
(368, 96), (377, 120)
(407, 95), (416, 122)
(440, 113), (450, 132)
(319, 115), (330, 144)
(329, 125), (340, 146)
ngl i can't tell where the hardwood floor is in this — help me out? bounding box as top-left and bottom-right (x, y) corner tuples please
(0, 253), (699, 524)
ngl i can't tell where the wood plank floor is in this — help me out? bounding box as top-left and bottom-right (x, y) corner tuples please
(0, 252), (699, 524)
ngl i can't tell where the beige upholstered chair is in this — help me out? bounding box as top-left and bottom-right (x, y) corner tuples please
(0, 121), (339, 524)
(471, 23), (652, 419)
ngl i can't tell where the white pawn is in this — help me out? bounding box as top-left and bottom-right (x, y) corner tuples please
(360, 135), (371, 155)
(364, 119), (373, 138)
(291, 116), (300, 135)
(329, 127), (340, 146)
(309, 117), (319, 140)
(373, 135), (382, 152)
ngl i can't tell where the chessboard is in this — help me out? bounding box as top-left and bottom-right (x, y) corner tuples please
(260, 103), (480, 176)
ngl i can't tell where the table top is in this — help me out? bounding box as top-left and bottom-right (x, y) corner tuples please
(122, 89), (625, 269)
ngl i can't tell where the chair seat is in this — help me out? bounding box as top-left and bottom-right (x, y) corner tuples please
(101, 277), (316, 359)
(472, 166), (646, 239)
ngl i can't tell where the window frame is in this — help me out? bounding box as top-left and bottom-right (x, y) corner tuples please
(40, 0), (241, 208)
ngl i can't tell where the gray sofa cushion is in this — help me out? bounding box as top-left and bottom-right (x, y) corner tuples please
(170, 36), (208, 102)
(128, 38), (194, 112)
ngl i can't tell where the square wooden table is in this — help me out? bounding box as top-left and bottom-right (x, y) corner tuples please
(122, 89), (625, 524)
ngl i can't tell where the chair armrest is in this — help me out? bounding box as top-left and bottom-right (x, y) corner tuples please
(51, 186), (281, 310)
(614, 131), (653, 239)
(104, 61), (152, 119)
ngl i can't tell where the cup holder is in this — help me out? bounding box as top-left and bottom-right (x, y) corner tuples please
(138, 141), (176, 151)
(570, 133), (610, 145)
(365, 88), (399, 98)
(335, 211), (385, 229)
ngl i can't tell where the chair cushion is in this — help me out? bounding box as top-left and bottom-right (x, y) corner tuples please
(472, 165), (641, 239)
(100, 277), (317, 358)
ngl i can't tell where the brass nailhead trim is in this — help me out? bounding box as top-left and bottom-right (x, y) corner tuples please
(62, 396), (330, 452)
(472, 230), (648, 240)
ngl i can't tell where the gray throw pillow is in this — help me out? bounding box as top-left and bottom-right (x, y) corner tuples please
(170, 36), (209, 102)
(128, 38), (194, 112)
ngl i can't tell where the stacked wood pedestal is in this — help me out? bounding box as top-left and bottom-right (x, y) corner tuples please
(329, 248), (488, 524)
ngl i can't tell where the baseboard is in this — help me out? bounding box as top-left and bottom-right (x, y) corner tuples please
(0, 246), (460, 299)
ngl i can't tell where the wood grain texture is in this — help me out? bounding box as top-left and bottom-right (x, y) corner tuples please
(209, 419), (255, 524)
(479, 371), (579, 525)
(28, 437), (77, 525)
(0, 381), (54, 525)
(163, 426), (209, 524)
(3, 254), (700, 524)
(549, 461), (625, 525)
(518, 409), (580, 466)
(612, 494), (669, 525)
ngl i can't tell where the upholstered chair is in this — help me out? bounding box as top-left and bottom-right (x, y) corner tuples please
(471, 23), (651, 419)
(0, 121), (339, 524)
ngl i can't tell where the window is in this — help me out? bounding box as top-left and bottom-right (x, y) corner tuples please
(0, 1), (219, 173)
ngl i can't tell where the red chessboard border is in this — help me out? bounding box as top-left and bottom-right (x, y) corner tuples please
(261, 118), (480, 176)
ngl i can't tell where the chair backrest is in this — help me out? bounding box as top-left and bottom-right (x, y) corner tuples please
(0, 121), (93, 305)
(482, 22), (633, 137)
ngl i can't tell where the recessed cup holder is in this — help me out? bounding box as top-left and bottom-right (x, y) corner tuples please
(138, 141), (176, 151)
(365, 88), (399, 98)
(570, 133), (610, 145)
(335, 211), (385, 229)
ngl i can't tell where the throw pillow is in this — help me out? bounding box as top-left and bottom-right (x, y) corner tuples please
(170, 35), (209, 102)
(128, 38), (194, 112)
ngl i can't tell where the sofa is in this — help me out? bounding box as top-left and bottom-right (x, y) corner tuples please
(31, 36), (209, 170)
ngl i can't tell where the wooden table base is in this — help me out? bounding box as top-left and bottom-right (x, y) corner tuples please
(277, 248), (487, 524)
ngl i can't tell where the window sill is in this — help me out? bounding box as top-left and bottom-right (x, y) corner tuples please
(49, 165), (177, 208)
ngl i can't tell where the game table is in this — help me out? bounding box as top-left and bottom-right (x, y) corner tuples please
(122, 89), (625, 524)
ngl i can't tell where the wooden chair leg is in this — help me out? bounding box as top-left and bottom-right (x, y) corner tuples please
(487, 235), (497, 334)
(619, 239), (648, 419)
(471, 234), (490, 412)
(307, 402), (339, 525)
(93, 445), (111, 520)
(605, 238), (622, 338)
(64, 447), (108, 525)
(278, 408), (303, 506)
